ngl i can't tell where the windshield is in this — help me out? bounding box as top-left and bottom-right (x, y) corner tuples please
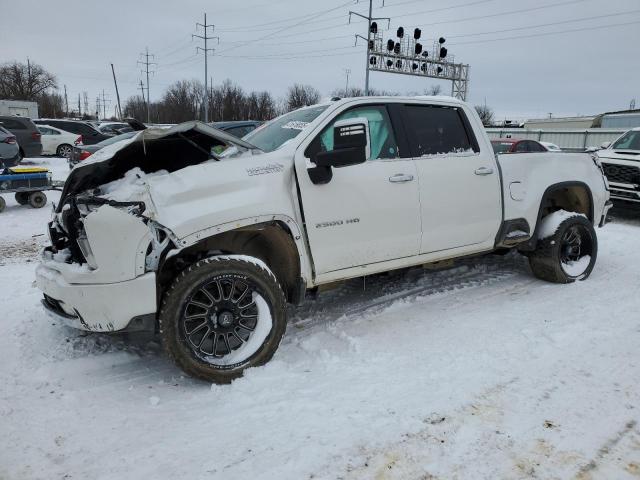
(491, 142), (513, 154)
(611, 130), (640, 150)
(243, 105), (328, 153)
(95, 131), (137, 147)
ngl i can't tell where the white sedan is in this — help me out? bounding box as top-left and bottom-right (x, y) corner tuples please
(37, 124), (83, 157)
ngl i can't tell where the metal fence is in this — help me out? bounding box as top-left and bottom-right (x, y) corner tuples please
(486, 128), (626, 152)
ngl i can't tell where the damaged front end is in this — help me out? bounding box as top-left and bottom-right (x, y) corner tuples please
(37, 121), (257, 332)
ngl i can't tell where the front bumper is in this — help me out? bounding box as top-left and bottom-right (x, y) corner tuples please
(36, 264), (157, 332)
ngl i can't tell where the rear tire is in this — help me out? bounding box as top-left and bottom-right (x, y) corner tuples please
(15, 192), (29, 205)
(160, 256), (287, 383)
(28, 191), (47, 209)
(56, 144), (73, 158)
(0, 196), (5, 213)
(529, 213), (597, 283)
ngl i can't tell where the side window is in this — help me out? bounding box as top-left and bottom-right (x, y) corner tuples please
(77, 124), (98, 136)
(515, 142), (529, 153)
(530, 141), (545, 152)
(1, 119), (27, 130)
(312, 105), (399, 160)
(227, 126), (252, 138)
(401, 105), (477, 157)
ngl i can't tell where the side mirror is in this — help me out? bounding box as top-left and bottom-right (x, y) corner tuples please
(308, 118), (370, 185)
(600, 141), (611, 150)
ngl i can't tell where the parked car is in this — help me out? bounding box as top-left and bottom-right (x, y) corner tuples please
(541, 141), (562, 152)
(33, 119), (112, 145)
(0, 116), (43, 160)
(596, 127), (640, 204)
(211, 120), (263, 138)
(97, 122), (134, 135)
(36, 96), (611, 383)
(37, 125), (82, 158)
(491, 138), (547, 154)
(0, 125), (21, 167)
(69, 131), (137, 166)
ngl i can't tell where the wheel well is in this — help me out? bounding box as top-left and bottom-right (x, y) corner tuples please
(539, 183), (593, 222)
(158, 222), (302, 303)
(520, 182), (593, 252)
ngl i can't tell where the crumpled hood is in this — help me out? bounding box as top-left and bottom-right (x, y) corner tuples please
(143, 152), (295, 241)
(58, 121), (258, 212)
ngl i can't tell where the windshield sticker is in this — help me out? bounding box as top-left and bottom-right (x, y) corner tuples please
(246, 163), (284, 176)
(282, 121), (309, 131)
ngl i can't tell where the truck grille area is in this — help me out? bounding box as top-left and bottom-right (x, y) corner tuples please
(601, 162), (640, 186)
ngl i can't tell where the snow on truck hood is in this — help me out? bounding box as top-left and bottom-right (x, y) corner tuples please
(57, 121), (259, 211)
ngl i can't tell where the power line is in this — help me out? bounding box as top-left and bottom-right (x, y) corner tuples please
(394, 0), (589, 27)
(448, 18), (640, 46)
(216, 1), (355, 31)
(446, 8), (640, 39)
(216, 0), (355, 55)
(383, 0), (495, 12)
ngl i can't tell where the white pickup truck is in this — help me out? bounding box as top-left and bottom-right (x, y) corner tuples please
(596, 127), (640, 205)
(36, 96), (611, 383)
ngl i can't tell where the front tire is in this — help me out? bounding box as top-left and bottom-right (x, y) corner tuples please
(529, 213), (597, 283)
(160, 256), (287, 383)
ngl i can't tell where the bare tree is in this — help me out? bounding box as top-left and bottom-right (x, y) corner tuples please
(159, 79), (203, 123)
(38, 91), (65, 118)
(475, 104), (495, 126)
(123, 95), (147, 121)
(424, 85), (442, 96)
(286, 84), (320, 111)
(0, 60), (57, 100)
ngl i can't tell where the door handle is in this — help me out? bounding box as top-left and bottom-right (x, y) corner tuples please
(389, 174), (414, 183)
(474, 167), (494, 176)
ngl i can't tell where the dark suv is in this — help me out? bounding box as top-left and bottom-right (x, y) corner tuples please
(0, 116), (43, 160)
(33, 119), (112, 145)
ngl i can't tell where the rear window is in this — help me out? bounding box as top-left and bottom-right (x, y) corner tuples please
(0, 118), (27, 130)
(402, 105), (478, 157)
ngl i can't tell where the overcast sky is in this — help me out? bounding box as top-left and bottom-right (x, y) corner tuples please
(2, 0), (639, 120)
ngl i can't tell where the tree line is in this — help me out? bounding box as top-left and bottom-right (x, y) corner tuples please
(0, 60), (494, 125)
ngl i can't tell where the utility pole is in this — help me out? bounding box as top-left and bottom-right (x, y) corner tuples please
(111, 63), (123, 120)
(349, 1), (389, 96)
(63, 85), (69, 117)
(344, 68), (351, 96)
(101, 89), (109, 120)
(96, 96), (101, 119)
(77, 93), (81, 118)
(138, 47), (156, 123)
(83, 92), (89, 116)
(193, 13), (219, 123)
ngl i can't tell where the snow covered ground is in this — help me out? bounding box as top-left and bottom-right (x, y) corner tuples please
(1, 158), (640, 479)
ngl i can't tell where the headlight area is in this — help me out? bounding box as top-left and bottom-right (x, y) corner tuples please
(45, 195), (177, 283)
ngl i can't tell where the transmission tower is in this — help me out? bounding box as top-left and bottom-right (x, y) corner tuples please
(138, 47), (156, 123)
(193, 13), (219, 123)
